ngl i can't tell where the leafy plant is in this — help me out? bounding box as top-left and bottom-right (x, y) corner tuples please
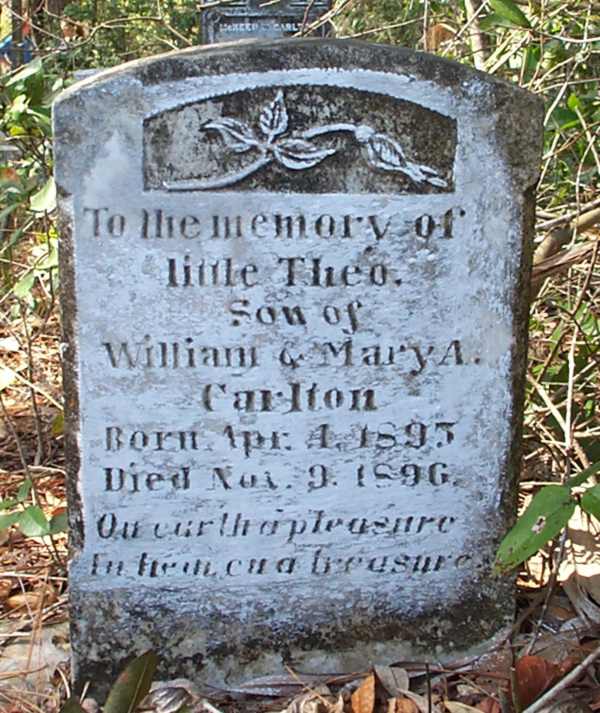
(495, 461), (600, 572)
(0, 56), (62, 306)
(61, 651), (160, 713)
(0, 476), (67, 537)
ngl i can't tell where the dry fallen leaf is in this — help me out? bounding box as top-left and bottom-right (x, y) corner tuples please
(7, 592), (39, 610)
(456, 685), (480, 697)
(446, 701), (485, 713)
(0, 366), (16, 392)
(547, 602), (577, 624)
(351, 673), (375, 713)
(560, 511), (600, 623)
(426, 23), (454, 51)
(6, 586), (57, 611)
(388, 697), (420, 713)
(401, 690), (442, 713)
(280, 685), (337, 713)
(328, 696), (344, 713)
(0, 167), (18, 183)
(0, 579), (13, 600)
(537, 695), (593, 713)
(226, 673), (329, 698)
(532, 626), (585, 668)
(0, 336), (19, 352)
(375, 666), (410, 698)
(80, 700), (100, 713)
(515, 655), (561, 709)
(476, 697), (501, 713)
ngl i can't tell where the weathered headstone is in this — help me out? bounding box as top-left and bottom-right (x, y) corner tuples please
(54, 40), (542, 691)
(201, 0), (331, 43)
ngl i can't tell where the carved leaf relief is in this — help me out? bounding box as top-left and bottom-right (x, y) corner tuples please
(273, 138), (336, 170)
(202, 117), (257, 153)
(259, 90), (288, 142)
(364, 133), (407, 171)
(162, 90), (450, 191)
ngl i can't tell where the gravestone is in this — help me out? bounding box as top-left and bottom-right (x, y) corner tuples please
(201, 0), (331, 44)
(54, 40), (543, 690)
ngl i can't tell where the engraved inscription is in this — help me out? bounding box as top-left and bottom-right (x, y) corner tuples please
(201, 0), (332, 44)
(76, 187), (481, 585)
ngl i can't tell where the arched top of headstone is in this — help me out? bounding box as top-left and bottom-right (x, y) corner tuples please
(55, 39), (543, 196)
(58, 38), (537, 98)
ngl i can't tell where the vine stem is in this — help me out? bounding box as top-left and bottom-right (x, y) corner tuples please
(164, 154), (272, 191)
(302, 123), (358, 139)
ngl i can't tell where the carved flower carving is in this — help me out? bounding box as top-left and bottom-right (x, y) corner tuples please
(202, 91), (336, 171)
(164, 90), (448, 191)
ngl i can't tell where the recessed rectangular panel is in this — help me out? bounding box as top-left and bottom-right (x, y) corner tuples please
(143, 86), (456, 193)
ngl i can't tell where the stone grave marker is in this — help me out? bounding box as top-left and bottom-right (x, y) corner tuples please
(201, 0), (332, 44)
(54, 40), (542, 690)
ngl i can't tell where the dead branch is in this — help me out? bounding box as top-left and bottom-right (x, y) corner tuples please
(533, 201), (600, 284)
(464, 0), (487, 70)
(532, 239), (598, 288)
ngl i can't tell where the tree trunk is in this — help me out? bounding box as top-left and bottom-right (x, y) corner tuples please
(45, 0), (67, 17)
(11, 0), (24, 66)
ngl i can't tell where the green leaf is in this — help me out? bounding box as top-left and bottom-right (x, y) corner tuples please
(0, 512), (21, 529)
(567, 93), (581, 111)
(30, 176), (56, 213)
(550, 107), (580, 131)
(489, 0), (531, 28)
(13, 272), (35, 299)
(6, 58), (43, 87)
(495, 485), (574, 572)
(567, 461), (600, 489)
(26, 108), (52, 133)
(17, 478), (32, 502)
(581, 486), (600, 520)
(59, 697), (87, 713)
(9, 94), (28, 116)
(479, 12), (522, 31)
(50, 511), (68, 535)
(18, 506), (50, 537)
(37, 239), (59, 271)
(103, 651), (158, 713)
(0, 498), (18, 511)
(52, 411), (64, 437)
